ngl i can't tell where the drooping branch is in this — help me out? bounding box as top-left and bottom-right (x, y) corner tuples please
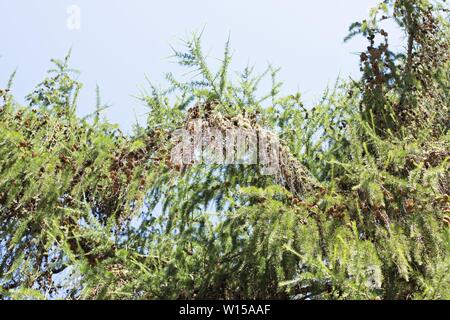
(168, 102), (322, 199)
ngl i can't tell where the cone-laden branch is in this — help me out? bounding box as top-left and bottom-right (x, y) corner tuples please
(167, 102), (322, 199)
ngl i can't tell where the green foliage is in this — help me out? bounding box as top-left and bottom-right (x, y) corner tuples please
(0, 0), (449, 300)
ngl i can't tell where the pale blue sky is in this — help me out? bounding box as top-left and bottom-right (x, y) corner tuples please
(0, 0), (404, 132)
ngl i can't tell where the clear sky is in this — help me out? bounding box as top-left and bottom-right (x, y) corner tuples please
(0, 0), (404, 132)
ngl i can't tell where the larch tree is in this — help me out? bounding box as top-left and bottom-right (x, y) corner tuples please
(0, 0), (449, 300)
